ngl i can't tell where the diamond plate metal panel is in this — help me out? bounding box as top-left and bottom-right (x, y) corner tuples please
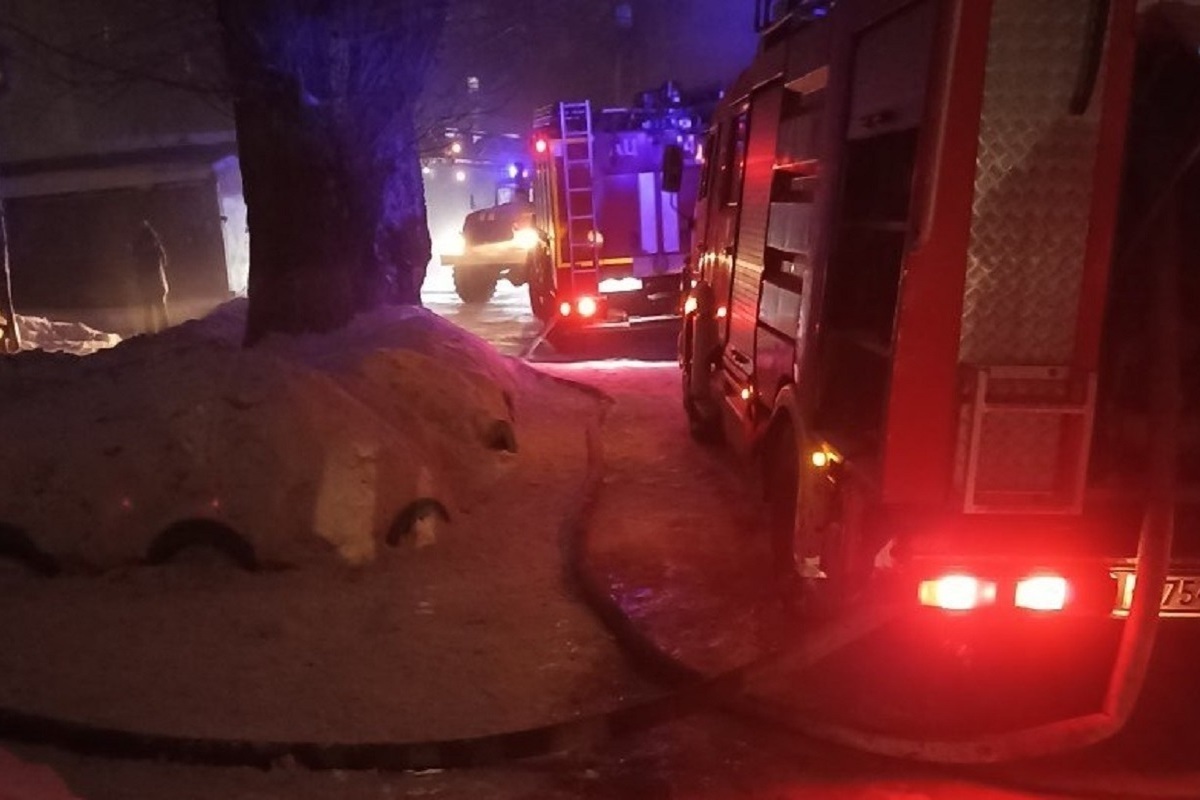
(975, 414), (1065, 493)
(959, 0), (1101, 366)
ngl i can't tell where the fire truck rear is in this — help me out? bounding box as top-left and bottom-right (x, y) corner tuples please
(526, 85), (707, 326)
(681, 0), (1198, 742)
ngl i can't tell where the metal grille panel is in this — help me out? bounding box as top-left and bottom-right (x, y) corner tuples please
(974, 415), (1064, 493)
(959, 0), (1101, 365)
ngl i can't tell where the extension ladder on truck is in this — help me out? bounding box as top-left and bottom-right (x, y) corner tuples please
(558, 101), (600, 298)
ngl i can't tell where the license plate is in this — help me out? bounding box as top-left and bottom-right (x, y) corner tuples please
(1112, 572), (1200, 618)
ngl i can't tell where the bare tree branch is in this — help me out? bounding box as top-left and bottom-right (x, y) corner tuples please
(0, 14), (226, 96)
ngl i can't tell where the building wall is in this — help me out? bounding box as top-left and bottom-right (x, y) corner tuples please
(0, 0), (236, 330)
(6, 178), (231, 334)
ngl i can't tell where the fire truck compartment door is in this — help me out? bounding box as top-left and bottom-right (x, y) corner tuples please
(726, 87), (784, 378)
(846, 0), (936, 140)
(637, 172), (682, 256)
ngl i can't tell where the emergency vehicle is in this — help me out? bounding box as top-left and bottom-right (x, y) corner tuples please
(440, 197), (536, 303)
(525, 84), (710, 325)
(681, 0), (1198, 640)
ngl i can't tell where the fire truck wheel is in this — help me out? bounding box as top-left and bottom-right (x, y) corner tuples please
(527, 253), (556, 322)
(764, 429), (803, 580)
(453, 268), (499, 304)
(682, 379), (720, 443)
(819, 481), (873, 603)
(763, 423), (845, 606)
(681, 298), (722, 443)
(681, 353), (721, 443)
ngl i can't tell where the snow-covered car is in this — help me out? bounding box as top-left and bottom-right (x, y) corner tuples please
(0, 301), (522, 571)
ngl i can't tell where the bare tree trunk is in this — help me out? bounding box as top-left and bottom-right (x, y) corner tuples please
(0, 201), (20, 354)
(215, 0), (445, 346)
(368, 105), (433, 305)
(234, 75), (357, 343)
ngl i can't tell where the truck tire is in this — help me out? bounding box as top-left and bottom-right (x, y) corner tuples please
(763, 422), (870, 609)
(681, 284), (721, 442)
(764, 428), (803, 580)
(527, 251), (556, 322)
(681, 329), (721, 443)
(453, 268), (499, 304)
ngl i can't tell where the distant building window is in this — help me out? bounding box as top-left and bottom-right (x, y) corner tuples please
(467, 76), (480, 93)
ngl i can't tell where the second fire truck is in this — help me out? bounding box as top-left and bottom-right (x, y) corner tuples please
(524, 84), (712, 326)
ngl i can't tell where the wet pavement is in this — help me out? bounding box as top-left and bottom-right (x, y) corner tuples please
(421, 264), (542, 356)
(421, 262), (679, 363)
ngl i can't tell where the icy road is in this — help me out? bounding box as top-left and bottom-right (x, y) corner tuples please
(421, 264), (542, 357)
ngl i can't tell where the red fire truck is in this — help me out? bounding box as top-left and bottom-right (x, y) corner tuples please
(682, 0), (1198, 666)
(525, 85), (709, 326)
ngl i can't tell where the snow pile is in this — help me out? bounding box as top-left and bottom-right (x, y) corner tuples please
(0, 300), (521, 568)
(14, 314), (122, 356)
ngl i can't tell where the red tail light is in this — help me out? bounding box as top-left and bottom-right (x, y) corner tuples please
(576, 296), (598, 318)
(918, 574), (997, 611)
(559, 301), (572, 317)
(1015, 574), (1069, 611)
